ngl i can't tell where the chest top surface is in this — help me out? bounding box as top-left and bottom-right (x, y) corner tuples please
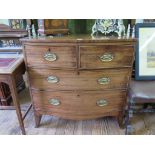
(21, 34), (137, 44)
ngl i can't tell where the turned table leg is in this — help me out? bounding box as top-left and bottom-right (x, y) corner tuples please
(9, 75), (26, 135)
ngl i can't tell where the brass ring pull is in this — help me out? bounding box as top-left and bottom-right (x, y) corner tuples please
(97, 77), (110, 85)
(96, 99), (108, 107)
(100, 53), (113, 62)
(49, 98), (60, 106)
(44, 52), (57, 61)
(47, 76), (59, 83)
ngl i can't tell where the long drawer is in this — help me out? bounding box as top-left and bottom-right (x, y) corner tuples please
(31, 90), (126, 120)
(80, 45), (134, 69)
(28, 68), (130, 91)
(24, 45), (77, 68)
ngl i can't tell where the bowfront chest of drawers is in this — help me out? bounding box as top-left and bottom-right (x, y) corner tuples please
(21, 35), (136, 127)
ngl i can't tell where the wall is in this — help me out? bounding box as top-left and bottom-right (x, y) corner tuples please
(68, 19), (130, 34)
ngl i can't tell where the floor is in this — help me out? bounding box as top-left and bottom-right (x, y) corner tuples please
(0, 88), (155, 135)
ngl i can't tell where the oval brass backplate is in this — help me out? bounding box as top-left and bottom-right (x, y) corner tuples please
(100, 53), (113, 62)
(49, 98), (60, 106)
(44, 52), (57, 61)
(96, 99), (108, 107)
(47, 76), (59, 83)
(97, 77), (110, 85)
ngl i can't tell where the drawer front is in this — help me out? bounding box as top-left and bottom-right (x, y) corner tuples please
(80, 45), (134, 69)
(24, 45), (77, 68)
(31, 90), (126, 120)
(29, 68), (130, 90)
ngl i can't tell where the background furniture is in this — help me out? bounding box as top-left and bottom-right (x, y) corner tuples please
(21, 35), (136, 127)
(0, 53), (32, 134)
(38, 19), (69, 36)
(0, 24), (27, 106)
(125, 21), (155, 134)
(0, 24), (27, 52)
(9, 19), (23, 29)
(126, 80), (155, 134)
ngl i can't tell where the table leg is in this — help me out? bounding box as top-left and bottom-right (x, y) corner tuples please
(9, 75), (26, 135)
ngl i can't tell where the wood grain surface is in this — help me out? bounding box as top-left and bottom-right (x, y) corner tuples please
(29, 68), (130, 91)
(80, 45), (134, 69)
(24, 45), (77, 68)
(31, 89), (126, 120)
(21, 35), (136, 126)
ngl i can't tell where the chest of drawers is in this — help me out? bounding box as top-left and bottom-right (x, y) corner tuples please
(21, 35), (136, 127)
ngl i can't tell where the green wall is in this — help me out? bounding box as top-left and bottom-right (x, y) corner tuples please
(68, 19), (95, 34)
(68, 19), (129, 34)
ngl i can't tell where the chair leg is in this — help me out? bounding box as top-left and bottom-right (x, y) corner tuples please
(125, 110), (134, 134)
(125, 110), (130, 135)
(125, 101), (134, 135)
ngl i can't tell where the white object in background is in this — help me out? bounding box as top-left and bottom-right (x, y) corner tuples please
(126, 24), (130, 38)
(91, 19), (125, 37)
(132, 25), (135, 38)
(32, 25), (36, 37)
(26, 25), (31, 38)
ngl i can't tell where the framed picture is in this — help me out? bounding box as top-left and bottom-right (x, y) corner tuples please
(135, 23), (155, 80)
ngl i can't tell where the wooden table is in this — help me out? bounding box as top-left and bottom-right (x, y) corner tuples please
(0, 53), (32, 135)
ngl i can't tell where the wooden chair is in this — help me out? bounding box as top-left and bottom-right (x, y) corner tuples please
(125, 80), (155, 134)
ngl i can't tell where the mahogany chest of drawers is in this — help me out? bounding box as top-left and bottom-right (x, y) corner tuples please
(21, 35), (136, 127)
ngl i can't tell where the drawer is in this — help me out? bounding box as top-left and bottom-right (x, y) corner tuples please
(28, 68), (130, 90)
(31, 90), (126, 120)
(80, 45), (134, 69)
(24, 45), (77, 68)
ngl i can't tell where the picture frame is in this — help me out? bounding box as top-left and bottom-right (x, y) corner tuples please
(135, 23), (155, 80)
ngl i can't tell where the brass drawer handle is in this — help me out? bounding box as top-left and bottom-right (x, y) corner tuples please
(47, 76), (59, 83)
(96, 99), (108, 107)
(100, 53), (113, 62)
(97, 77), (110, 85)
(49, 98), (60, 106)
(44, 52), (57, 61)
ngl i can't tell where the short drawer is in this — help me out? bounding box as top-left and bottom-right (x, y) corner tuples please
(31, 90), (126, 120)
(24, 45), (77, 68)
(80, 45), (134, 69)
(28, 68), (130, 90)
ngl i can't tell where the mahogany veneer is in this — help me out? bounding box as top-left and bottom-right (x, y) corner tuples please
(21, 35), (136, 127)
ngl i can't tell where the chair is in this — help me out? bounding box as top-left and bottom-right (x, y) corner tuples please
(125, 80), (155, 134)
